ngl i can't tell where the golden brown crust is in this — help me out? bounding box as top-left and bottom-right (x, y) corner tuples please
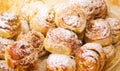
(75, 43), (106, 71)
(17, 30), (46, 57)
(85, 19), (112, 46)
(5, 40), (39, 70)
(106, 18), (120, 44)
(43, 28), (81, 55)
(47, 54), (76, 71)
(0, 12), (21, 38)
(55, 3), (86, 34)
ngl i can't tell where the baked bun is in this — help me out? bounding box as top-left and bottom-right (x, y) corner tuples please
(0, 12), (21, 38)
(43, 28), (81, 55)
(0, 37), (14, 59)
(47, 54), (76, 71)
(70, 0), (107, 20)
(106, 18), (120, 44)
(5, 40), (39, 70)
(75, 43), (106, 71)
(85, 19), (112, 46)
(21, 1), (56, 35)
(55, 2), (86, 40)
(17, 30), (46, 57)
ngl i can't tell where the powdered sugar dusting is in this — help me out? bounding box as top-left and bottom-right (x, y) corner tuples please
(48, 28), (78, 42)
(0, 12), (17, 29)
(86, 19), (111, 40)
(47, 54), (76, 68)
(82, 50), (99, 63)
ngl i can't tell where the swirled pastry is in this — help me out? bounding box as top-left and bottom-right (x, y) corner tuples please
(103, 45), (115, 64)
(70, 0), (107, 20)
(106, 18), (120, 44)
(0, 12), (21, 38)
(75, 43), (106, 71)
(55, 3), (86, 37)
(43, 28), (81, 55)
(85, 19), (112, 46)
(47, 54), (76, 71)
(17, 30), (46, 57)
(0, 37), (14, 59)
(21, 1), (56, 35)
(5, 40), (39, 70)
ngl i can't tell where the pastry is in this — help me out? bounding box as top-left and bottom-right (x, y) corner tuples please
(43, 28), (81, 55)
(47, 54), (76, 71)
(103, 45), (115, 63)
(103, 41), (120, 71)
(106, 18), (120, 44)
(0, 12), (21, 38)
(85, 19), (112, 46)
(75, 43), (106, 71)
(55, 2), (86, 40)
(17, 30), (46, 57)
(0, 37), (14, 59)
(21, 1), (56, 35)
(70, 0), (107, 20)
(5, 40), (39, 70)
(20, 1), (43, 21)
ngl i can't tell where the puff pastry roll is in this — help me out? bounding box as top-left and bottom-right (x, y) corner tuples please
(106, 18), (120, 44)
(47, 54), (76, 71)
(55, 3), (86, 39)
(75, 43), (106, 71)
(70, 0), (107, 20)
(43, 28), (81, 55)
(0, 12), (21, 38)
(5, 40), (39, 70)
(85, 19), (112, 46)
(17, 30), (46, 57)
(21, 1), (56, 35)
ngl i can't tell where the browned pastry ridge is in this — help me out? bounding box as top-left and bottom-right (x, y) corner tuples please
(75, 43), (106, 71)
(70, 0), (107, 20)
(43, 27), (82, 55)
(106, 18), (120, 44)
(21, 1), (56, 35)
(0, 12), (21, 38)
(17, 30), (46, 57)
(5, 40), (39, 70)
(47, 54), (76, 71)
(0, 37), (14, 59)
(55, 2), (86, 40)
(85, 19), (112, 46)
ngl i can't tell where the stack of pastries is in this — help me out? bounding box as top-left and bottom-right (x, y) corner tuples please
(0, 0), (119, 71)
